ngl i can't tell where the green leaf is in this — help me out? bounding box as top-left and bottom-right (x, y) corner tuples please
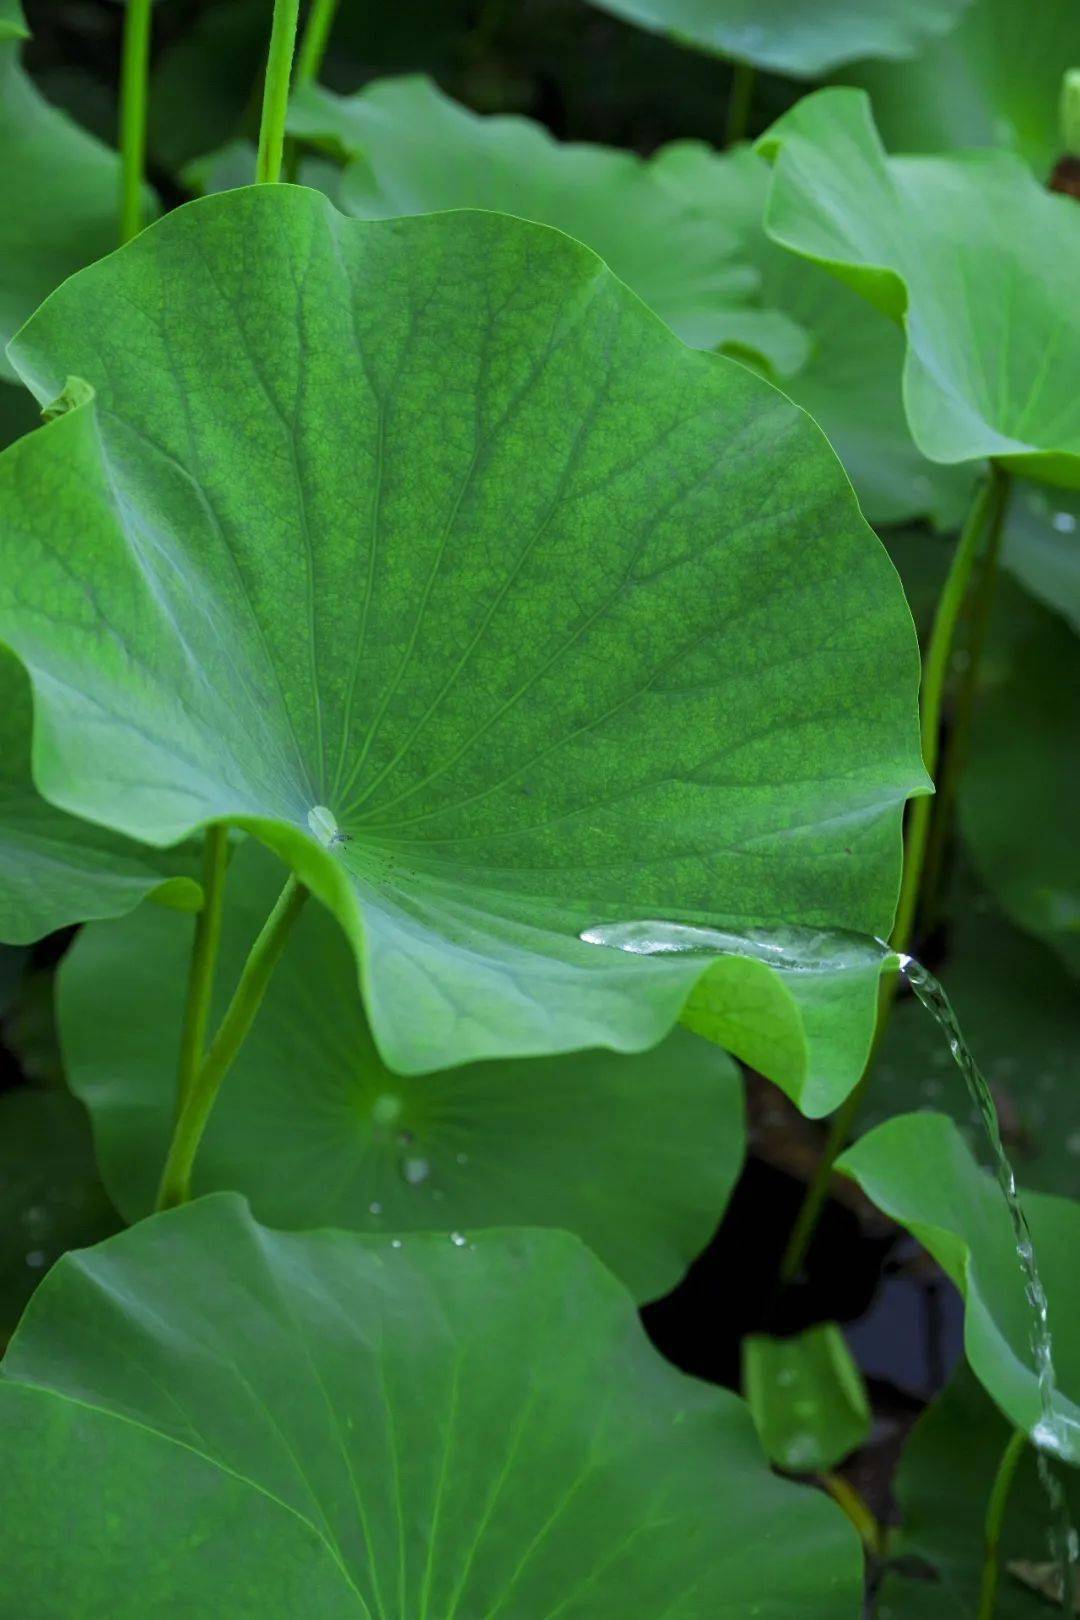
(0, 31), (152, 385)
(0, 646), (201, 944)
(757, 88), (1080, 487)
(842, 0), (1080, 180)
(287, 75), (789, 360)
(0, 188), (925, 1093)
(0, 1197), (864, 1616)
(1001, 483), (1080, 638)
(869, 879), (1080, 1195)
(579, 0), (968, 77)
(743, 1321), (871, 1473)
(879, 1364), (1080, 1619)
(960, 583), (1080, 975)
(60, 840), (744, 1303)
(0, 1089), (118, 1337)
(838, 1111), (1080, 1462)
(651, 141), (972, 527)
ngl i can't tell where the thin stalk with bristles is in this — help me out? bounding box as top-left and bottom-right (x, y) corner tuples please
(173, 826), (231, 1119)
(118, 0), (153, 243)
(256, 0), (302, 185)
(295, 0), (341, 84)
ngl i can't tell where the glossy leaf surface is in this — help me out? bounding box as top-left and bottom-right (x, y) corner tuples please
(0, 647), (201, 943)
(743, 1321), (871, 1472)
(839, 1112), (1080, 1462)
(579, 0), (968, 77)
(0, 188), (924, 1096)
(288, 76), (793, 360)
(880, 1365), (1080, 1618)
(60, 841), (744, 1302)
(960, 585), (1080, 975)
(0, 1197), (863, 1616)
(759, 89), (1080, 486)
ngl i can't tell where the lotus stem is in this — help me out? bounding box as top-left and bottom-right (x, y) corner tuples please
(256, 0), (301, 185)
(118, 0), (153, 243)
(173, 826), (231, 1119)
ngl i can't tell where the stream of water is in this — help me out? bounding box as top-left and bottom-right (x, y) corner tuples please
(581, 918), (1078, 1603)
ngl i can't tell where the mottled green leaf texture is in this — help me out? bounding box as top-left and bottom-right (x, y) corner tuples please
(758, 89), (1080, 486)
(879, 1365), (1080, 1619)
(0, 1198), (863, 1617)
(580, 0), (968, 77)
(60, 840), (744, 1302)
(287, 75), (795, 362)
(839, 1112), (1080, 1462)
(842, 0), (1080, 180)
(0, 189), (924, 1094)
(743, 1321), (871, 1473)
(0, 646), (201, 943)
(960, 584), (1080, 975)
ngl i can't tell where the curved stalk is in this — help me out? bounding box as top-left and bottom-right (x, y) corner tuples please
(156, 874), (308, 1210)
(725, 60), (756, 146)
(979, 1428), (1027, 1619)
(256, 0), (302, 185)
(778, 465), (1010, 1286)
(296, 0), (341, 84)
(173, 826), (230, 1118)
(821, 1473), (883, 1556)
(118, 0), (153, 243)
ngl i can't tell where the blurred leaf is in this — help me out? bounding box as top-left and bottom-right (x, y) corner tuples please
(0, 1198), (864, 1616)
(743, 1320), (871, 1472)
(61, 841), (746, 1304)
(288, 75), (778, 357)
(842, 0), (1080, 179)
(960, 583), (1080, 976)
(758, 88), (1080, 486)
(0, 1089), (118, 1337)
(839, 1111), (1080, 1461)
(879, 1364), (1080, 1617)
(870, 881), (1080, 1195)
(148, 0), (268, 168)
(579, 0), (969, 78)
(1002, 483), (1080, 638)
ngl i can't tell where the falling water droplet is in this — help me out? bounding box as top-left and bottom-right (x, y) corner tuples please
(449, 1231), (467, 1248)
(25, 1250), (45, 1269)
(368, 1200), (382, 1216)
(401, 1156), (430, 1187)
(456, 1151), (468, 1165)
(372, 1094), (403, 1127)
(1052, 511), (1077, 533)
(390, 1238), (402, 1249)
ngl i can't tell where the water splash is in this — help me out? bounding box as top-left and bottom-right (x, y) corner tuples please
(582, 917), (1078, 1596)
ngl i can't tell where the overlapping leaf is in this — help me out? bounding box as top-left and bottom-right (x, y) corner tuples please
(287, 76), (797, 362)
(579, 0), (969, 77)
(60, 841), (744, 1302)
(0, 188), (924, 1095)
(743, 1321), (871, 1473)
(758, 88), (1080, 485)
(842, 0), (1080, 179)
(0, 1197), (863, 1616)
(0, 647), (201, 943)
(839, 1112), (1080, 1462)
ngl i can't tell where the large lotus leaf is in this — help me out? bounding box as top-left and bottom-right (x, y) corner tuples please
(879, 1364), (1080, 1619)
(868, 881), (1080, 1196)
(286, 76), (799, 364)
(838, 1112), (1080, 1463)
(0, 22), (153, 385)
(758, 89), (1080, 487)
(0, 646), (201, 943)
(578, 0), (968, 78)
(0, 188), (925, 1094)
(842, 0), (1080, 180)
(0, 1196), (864, 1616)
(59, 840), (744, 1302)
(651, 141), (972, 527)
(959, 583), (1080, 975)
